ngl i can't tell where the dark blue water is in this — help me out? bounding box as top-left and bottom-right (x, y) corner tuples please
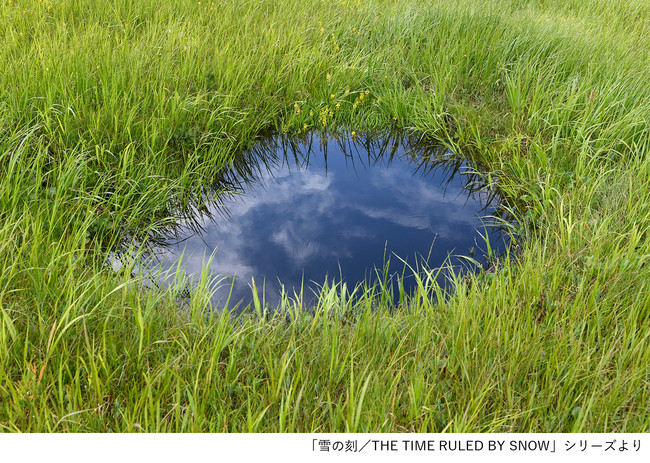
(143, 133), (509, 310)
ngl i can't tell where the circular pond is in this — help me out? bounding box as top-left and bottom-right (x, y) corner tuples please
(140, 132), (510, 310)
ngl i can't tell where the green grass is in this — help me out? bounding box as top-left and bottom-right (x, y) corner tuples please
(0, 0), (649, 431)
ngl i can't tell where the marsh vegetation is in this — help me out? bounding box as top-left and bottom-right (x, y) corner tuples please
(0, 0), (648, 431)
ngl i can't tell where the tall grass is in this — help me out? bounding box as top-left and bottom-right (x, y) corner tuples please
(0, 0), (648, 431)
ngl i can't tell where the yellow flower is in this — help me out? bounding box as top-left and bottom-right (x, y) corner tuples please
(351, 131), (356, 136)
(331, 94), (336, 99)
(359, 93), (364, 101)
(326, 73), (331, 81)
(336, 103), (340, 109)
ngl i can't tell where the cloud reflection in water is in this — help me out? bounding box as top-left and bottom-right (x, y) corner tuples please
(145, 133), (508, 310)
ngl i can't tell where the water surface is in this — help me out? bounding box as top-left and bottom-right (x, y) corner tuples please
(141, 132), (509, 310)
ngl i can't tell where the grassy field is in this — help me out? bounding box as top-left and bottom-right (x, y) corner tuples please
(0, 0), (649, 432)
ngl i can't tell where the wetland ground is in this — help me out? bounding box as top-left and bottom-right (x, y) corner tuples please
(0, 0), (648, 432)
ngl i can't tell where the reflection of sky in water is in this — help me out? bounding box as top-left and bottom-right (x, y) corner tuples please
(146, 135), (507, 310)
